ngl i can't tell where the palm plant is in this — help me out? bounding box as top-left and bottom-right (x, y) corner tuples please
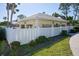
(3, 17), (7, 21)
(6, 3), (20, 27)
(17, 14), (26, 20)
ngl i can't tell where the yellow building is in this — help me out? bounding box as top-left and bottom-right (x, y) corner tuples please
(17, 13), (68, 28)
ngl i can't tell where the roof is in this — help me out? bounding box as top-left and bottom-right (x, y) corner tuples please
(18, 13), (67, 22)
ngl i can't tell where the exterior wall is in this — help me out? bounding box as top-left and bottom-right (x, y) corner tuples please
(38, 20), (53, 27)
(53, 21), (61, 26)
(39, 20), (52, 24)
(60, 21), (67, 26)
(6, 26), (73, 45)
(17, 19), (67, 28)
(18, 20), (36, 28)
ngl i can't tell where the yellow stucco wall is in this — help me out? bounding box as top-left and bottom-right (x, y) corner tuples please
(18, 20), (35, 27)
(17, 19), (67, 28)
(38, 20), (52, 27)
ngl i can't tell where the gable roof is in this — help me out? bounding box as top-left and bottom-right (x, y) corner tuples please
(18, 13), (67, 22)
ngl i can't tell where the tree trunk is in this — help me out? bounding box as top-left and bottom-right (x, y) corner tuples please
(74, 15), (77, 20)
(6, 3), (9, 27)
(65, 14), (67, 20)
(10, 4), (14, 27)
(65, 9), (68, 20)
(10, 10), (13, 27)
(74, 11), (77, 20)
(7, 9), (9, 27)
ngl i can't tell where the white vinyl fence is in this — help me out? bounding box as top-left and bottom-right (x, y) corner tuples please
(6, 26), (73, 45)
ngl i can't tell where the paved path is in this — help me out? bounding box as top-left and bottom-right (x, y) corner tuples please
(70, 33), (79, 56)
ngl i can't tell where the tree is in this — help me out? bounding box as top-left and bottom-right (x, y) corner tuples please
(6, 3), (20, 27)
(3, 17), (7, 21)
(52, 12), (66, 19)
(60, 15), (66, 19)
(42, 12), (45, 14)
(66, 16), (73, 25)
(67, 16), (73, 20)
(6, 3), (9, 21)
(59, 3), (71, 19)
(52, 12), (60, 17)
(10, 3), (19, 27)
(71, 3), (79, 20)
(17, 14), (26, 20)
(0, 21), (10, 26)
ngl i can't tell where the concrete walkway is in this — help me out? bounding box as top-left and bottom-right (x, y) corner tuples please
(70, 33), (79, 56)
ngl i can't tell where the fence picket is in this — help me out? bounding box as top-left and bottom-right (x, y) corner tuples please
(6, 26), (73, 45)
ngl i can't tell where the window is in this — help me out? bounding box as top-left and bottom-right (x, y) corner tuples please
(61, 24), (65, 26)
(26, 24), (33, 28)
(67, 22), (71, 26)
(54, 23), (60, 27)
(42, 24), (52, 28)
(15, 24), (19, 27)
(21, 24), (25, 28)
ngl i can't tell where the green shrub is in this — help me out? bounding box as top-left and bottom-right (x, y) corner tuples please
(74, 26), (79, 32)
(28, 36), (49, 47)
(69, 26), (79, 33)
(28, 40), (36, 47)
(0, 40), (7, 55)
(69, 29), (76, 33)
(60, 30), (68, 36)
(35, 36), (48, 44)
(10, 41), (20, 49)
(0, 28), (6, 41)
(10, 41), (20, 55)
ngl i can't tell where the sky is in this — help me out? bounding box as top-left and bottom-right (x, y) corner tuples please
(0, 3), (73, 21)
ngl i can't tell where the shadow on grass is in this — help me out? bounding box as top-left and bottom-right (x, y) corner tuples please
(23, 35), (68, 56)
(32, 37), (68, 55)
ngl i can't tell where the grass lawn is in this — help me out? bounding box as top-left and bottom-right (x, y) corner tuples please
(32, 37), (73, 56)
(0, 40), (8, 55)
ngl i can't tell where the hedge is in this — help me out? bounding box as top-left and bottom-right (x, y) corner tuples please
(0, 27), (6, 41)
